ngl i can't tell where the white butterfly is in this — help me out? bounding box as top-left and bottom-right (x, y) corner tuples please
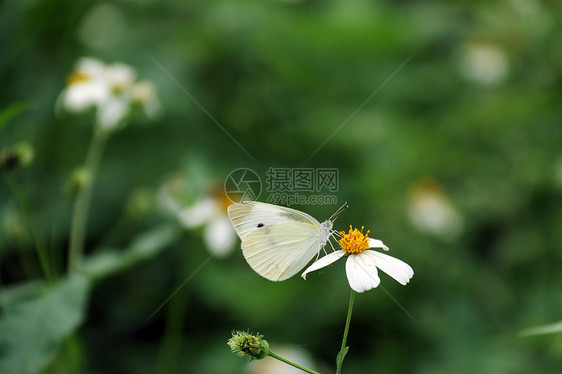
(227, 201), (345, 281)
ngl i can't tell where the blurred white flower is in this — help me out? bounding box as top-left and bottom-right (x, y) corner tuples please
(62, 57), (109, 112)
(460, 40), (510, 86)
(408, 178), (463, 240)
(158, 175), (236, 257)
(178, 196), (236, 257)
(59, 57), (159, 131)
(302, 226), (413, 293)
(132, 80), (162, 119)
(105, 62), (137, 93)
(96, 95), (130, 131)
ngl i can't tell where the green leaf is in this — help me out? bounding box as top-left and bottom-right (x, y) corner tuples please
(520, 321), (562, 337)
(0, 276), (90, 374)
(0, 280), (46, 308)
(41, 335), (84, 374)
(82, 224), (180, 281)
(0, 102), (29, 130)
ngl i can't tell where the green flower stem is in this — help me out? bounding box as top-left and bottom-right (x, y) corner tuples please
(336, 290), (355, 374)
(2, 171), (53, 282)
(67, 126), (107, 274)
(268, 350), (321, 374)
(156, 254), (191, 374)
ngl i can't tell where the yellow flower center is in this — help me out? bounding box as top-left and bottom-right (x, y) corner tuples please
(213, 187), (233, 214)
(66, 71), (90, 86)
(339, 225), (371, 254)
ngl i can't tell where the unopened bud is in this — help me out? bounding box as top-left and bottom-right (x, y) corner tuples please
(1, 143), (34, 171)
(125, 187), (154, 219)
(228, 330), (270, 360)
(66, 167), (91, 194)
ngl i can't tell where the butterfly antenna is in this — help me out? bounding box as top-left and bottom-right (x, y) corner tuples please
(329, 201), (349, 222)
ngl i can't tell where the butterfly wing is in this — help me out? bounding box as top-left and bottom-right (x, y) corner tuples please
(241, 221), (322, 281)
(228, 202), (329, 281)
(228, 201), (322, 240)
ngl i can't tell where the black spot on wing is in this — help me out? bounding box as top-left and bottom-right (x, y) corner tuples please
(257, 223), (264, 228)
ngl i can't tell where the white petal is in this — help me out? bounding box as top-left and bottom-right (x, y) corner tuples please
(177, 198), (218, 228)
(132, 80), (161, 118)
(301, 250), (346, 280)
(363, 250), (414, 285)
(368, 238), (389, 251)
(345, 253), (380, 293)
(97, 97), (130, 130)
(64, 80), (109, 111)
(75, 57), (107, 77)
(105, 62), (137, 91)
(204, 217), (236, 257)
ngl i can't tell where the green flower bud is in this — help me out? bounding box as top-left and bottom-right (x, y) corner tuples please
(125, 187), (154, 219)
(3, 210), (28, 246)
(1, 142), (34, 171)
(228, 330), (270, 360)
(66, 167), (91, 195)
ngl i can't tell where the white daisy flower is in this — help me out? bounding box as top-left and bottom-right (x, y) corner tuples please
(177, 195), (237, 257)
(408, 178), (463, 240)
(95, 62), (137, 130)
(302, 226), (413, 293)
(59, 57), (159, 132)
(62, 57), (110, 112)
(158, 176), (236, 258)
(460, 40), (509, 86)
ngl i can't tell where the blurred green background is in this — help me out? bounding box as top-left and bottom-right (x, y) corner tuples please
(1, 0), (562, 373)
